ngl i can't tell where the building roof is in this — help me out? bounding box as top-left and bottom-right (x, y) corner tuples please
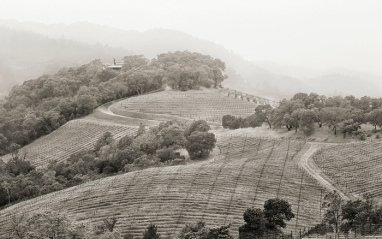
(107, 65), (122, 70)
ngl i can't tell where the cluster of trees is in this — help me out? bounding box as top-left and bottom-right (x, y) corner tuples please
(51, 120), (216, 182)
(222, 105), (272, 130)
(223, 92), (382, 138)
(310, 191), (382, 237)
(152, 51), (227, 90)
(0, 51), (226, 156)
(0, 120), (216, 208)
(0, 154), (65, 208)
(238, 198), (294, 239)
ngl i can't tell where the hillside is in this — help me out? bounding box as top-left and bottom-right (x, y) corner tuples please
(0, 27), (130, 93)
(0, 118), (138, 168)
(0, 86), (274, 168)
(109, 88), (277, 124)
(0, 137), (325, 238)
(313, 141), (382, 200)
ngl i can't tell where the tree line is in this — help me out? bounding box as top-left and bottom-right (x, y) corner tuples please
(0, 120), (216, 208)
(223, 92), (382, 138)
(310, 191), (382, 238)
(8, 198), (294, 239)
(0, 51), (227, 156)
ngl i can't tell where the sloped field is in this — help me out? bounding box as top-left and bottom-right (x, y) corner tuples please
(0, 138), (325, 238)
(110, 89), (259, 123)
(313, 141), (382, 199)
(0, 119), (137, 168)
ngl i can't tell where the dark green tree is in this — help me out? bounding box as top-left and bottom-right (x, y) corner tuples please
(322, 191), (345, 238)
(296, 109), (318, 136)
(239, 208), (267, 239)
(255, 104), (274, 128)
(208, 224), (233, 239)
(143, 223), (161, 239)
(365, 108), (382, 130)
(178, 221), (209, 239)
(94, 132), (114, 154)
(185, 131), (216, 160)
(263, 198), (295, 232)
(184, 120), (211, 138)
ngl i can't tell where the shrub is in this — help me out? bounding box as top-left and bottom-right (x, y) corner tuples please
(376, 134), (380, 139)
(143, 223), (161, 239)
(170, 158), (186, 165)
(222, 115), (248, 129)
(186, 131), (216, 160)
(156, 147), (177, 163)
(302, 123), (315, 136)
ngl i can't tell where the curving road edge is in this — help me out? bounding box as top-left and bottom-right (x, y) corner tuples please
(298, 143), (350, 200)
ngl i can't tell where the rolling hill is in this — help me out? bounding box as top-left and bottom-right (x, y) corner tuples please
(109, 89), (277, 124)
(0, 137), (324, 238)
(1, 80), (378, 238)
(0, 88), (272, 167)
(0, 118), (138, 168)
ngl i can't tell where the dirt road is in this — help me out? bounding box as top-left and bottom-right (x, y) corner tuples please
(298, 143), (350, 200)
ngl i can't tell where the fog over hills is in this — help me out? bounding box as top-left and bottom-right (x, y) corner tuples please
(1, 19), (381, 99)
(0, 25), (130, 94)
(255, 61), (382, 97)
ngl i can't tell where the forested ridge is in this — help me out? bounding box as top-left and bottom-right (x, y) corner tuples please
(0, 51), (227, 156)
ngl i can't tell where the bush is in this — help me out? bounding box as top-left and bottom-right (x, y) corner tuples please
(302, 123), (315, 136)
(171, 158), (186, 165)
(143, 223), (161, 239)
(376, 134), (380, 139)
(156, 147), (177, 163)
(222, 115), (253, 129)
(353, 130), (362, 136)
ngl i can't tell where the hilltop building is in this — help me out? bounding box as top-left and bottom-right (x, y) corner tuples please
(104, 59), (123, 70)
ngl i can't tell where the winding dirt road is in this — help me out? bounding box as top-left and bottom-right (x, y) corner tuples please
(298, 143), (350, 200)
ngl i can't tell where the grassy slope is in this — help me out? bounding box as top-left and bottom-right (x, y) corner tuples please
(0, 118), (138, 167)
(110, 89), (259, 124)
(313, 140), (382, 202)
(0, 138), (325, 238)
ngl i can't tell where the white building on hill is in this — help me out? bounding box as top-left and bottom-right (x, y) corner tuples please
(104, 59), (123, 70)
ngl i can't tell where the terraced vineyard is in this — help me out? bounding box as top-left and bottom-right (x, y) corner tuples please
(110, 89), (260, 123)
(313, 141), (382, 199)
(0, 119), (137, 168)
(0, 138), (326, 238)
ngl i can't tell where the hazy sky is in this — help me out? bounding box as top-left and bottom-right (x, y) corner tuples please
(2, 0), (382, 74)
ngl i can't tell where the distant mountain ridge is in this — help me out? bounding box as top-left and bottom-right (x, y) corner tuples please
(0, 25), (131, 93)
(1, 19), (381, 98)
